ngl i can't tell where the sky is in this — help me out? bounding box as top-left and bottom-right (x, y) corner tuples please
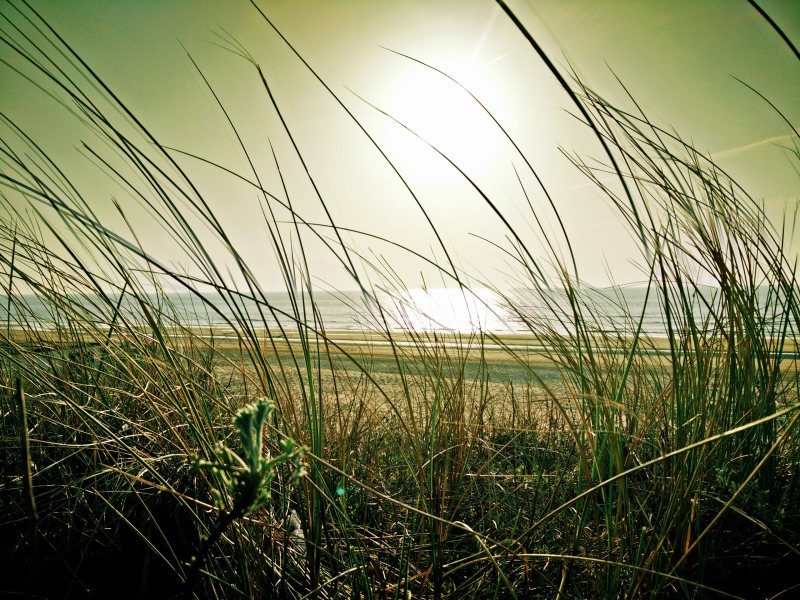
(1, 0), (798, 292)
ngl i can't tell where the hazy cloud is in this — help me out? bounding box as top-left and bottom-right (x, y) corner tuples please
(711, 134), (797, 161)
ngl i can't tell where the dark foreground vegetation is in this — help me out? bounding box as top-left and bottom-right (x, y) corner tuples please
(2, 1), (799, 597)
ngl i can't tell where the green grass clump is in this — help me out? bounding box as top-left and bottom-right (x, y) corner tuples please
(2, 1), (799, 598)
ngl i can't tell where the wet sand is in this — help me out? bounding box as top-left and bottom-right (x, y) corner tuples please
(4, 325), (796, 374)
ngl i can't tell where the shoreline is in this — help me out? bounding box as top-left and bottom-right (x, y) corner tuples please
(4, 325), (798, 369)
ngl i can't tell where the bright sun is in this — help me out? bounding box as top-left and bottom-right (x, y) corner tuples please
(376, 65), (505, 182)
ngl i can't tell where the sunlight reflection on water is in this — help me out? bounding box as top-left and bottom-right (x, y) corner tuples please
(387, 287), (510, 333)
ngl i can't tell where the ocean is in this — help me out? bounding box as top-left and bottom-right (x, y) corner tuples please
(3, 284), (782, 339)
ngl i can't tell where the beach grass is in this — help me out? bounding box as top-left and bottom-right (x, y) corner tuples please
(2, 1), (800, 598)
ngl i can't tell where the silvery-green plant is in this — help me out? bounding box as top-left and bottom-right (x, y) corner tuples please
(198, 397), (305, 515)
(186, 398), (305, 595)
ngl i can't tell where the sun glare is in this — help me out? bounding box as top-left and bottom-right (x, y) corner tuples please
(377, 65), (504, 181)
(392, 287), (507, 333)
